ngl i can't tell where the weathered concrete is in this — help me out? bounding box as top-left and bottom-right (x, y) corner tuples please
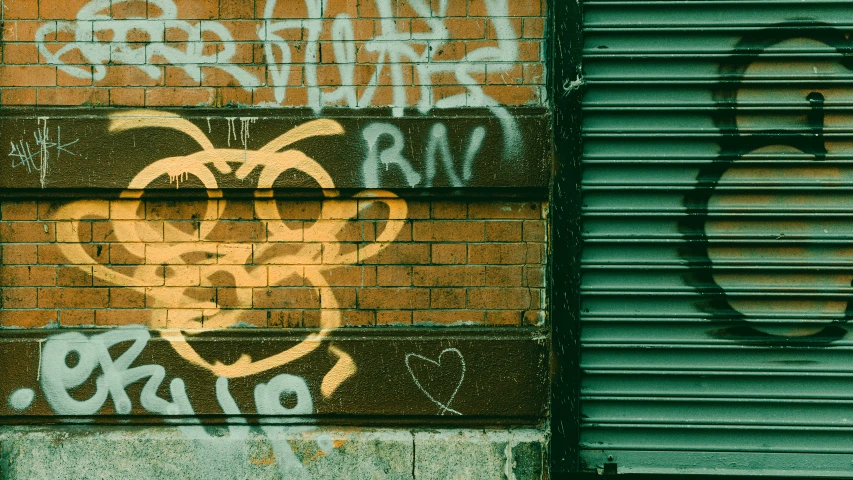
(0, 427), (546, 479)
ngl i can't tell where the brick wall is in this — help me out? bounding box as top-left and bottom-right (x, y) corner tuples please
(0, 197), (547, 328)
(0, 0), (546, 108)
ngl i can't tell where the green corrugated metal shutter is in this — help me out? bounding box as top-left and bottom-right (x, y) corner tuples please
(581, 1), (853, 475)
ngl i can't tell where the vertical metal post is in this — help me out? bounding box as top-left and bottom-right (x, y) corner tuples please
(548, 0), (583, 475)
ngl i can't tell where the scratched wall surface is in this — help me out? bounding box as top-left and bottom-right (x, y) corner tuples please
(0, 1), (551, 478)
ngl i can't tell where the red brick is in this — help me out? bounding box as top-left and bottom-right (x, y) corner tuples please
(523, 220), (546, 241)
(523, 17), (545, 38)
(110, 244), (146, 265)
(321, 287), (356, 309)
(96, 309), (154, 326)
(40, 200), (109, 220)
(174, 0), (218, 18)
(216, 287), (253, 308)
(431, 201), (466, 219)
(308, 266), (367, 286)
(96, 66), (164, 87)
(468, 243), (527, 265)
(111, 287), (146, 308)
(216, 87), (253, 106)
(3, 21), (49, 41)
(204, 221), (266, 242)
(525, 265), (545, 287)
(524, 310), (546, 326)
(481, 85), (540, 105)
(413, 266), (484, 287)
(0, 222), (54, 243)
(377, 266), (412, 286)
(445, 18), (485, 39)
(7, 0), (38, 19)
(38, 287), (108, 308)
(58, 68), (93, 86)
(340, 309), (374, 326)
(38, 243), (107, 264)
(359, 287), (429, 309)
(146, 287), (216, 308)
(433, 0), (466, 16)
(468, 287), (532, 309)
(0, 266), (55, 286)
(0, 309), (56, 327)
(486, 18), (521, 40)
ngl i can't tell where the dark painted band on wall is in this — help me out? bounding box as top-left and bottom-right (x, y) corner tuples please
(1, 327), (548, 424)
(0, 107), (550, 190)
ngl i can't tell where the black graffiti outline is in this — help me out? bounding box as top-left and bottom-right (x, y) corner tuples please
(680, 24), (853, 343)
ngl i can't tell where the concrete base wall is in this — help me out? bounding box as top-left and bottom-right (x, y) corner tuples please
(0, 427), (546, 480)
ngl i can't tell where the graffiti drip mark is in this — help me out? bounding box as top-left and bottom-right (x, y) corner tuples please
(405, 348), (465, 416)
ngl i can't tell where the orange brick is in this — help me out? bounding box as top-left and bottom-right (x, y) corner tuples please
(525, 265), (545, 287)
(220, 0), (255, 18)
(96, 309), (154, 326)
(468, 243), (527, 265)
(94, 266), (164, 286)
(260, 0), (311, 18)
(2, 88), (37, 105)
(430, 288), (466, 309)
(147, 200), (218, 220)
(376, 310), (411, 325)
(413, 266), (484, 287)
(413, 221), (484, 242)
(486, 310), (521, 326)
(253, 287), (319, 309)
(485, 266), (523, 287)
(469, 201), (541, 219)
(468, 287), (532, 309)
(38, 287), (108, 308)
(110, 88), (145, 106)
(485, 221), (523, 241)
(110, 0), (146, 18)
(321, 287), (356, 309)
(1, 244), (38, 264)
(146, 87), (215, 106)
(269, 310), (302, 327)
(207, 309), (267, 327)
(57, 266), (93, 286)
(0, 309), (56, 327)
(5, 0), (38, 19)
(3, 43), (39, 64)
(428, 40), (466, 62)
(0, 222), (54, 242)
(204, 221), (266, 242)
(445, 18), (485, 39)
(2, 202), (37, 220)
(414, 310), (484, 325)
(0, 66), (56, 86)
(174, 0), (218, 18)
(110, 287), (146, 308)
(146, 286), (216, 308)
(486, 18), (522, 39)
(40, 0), (90, 19)
(431, 201), (466, 219)
(201, 265), (267, 287)
(431, 244), (466, 265)
(359, 287), (429, 309)
(58, 68), (93, 86)
(96, 65), (164, 87)
(256, 243), (321, 265)
(38, 87), (109, 106)
(217, 87), (253, 105)
(508, 1), (542, 16)
(216, 287), (253, 308)
(201, 65), (265, 86)
(377, 266), (412, 286)
(524, 309), (546, 326)
(481, 85), (540, 105)
(307, 265), (366, 286)
(487, 64), (524, 85)
(434, 0), (466, 16)
(523, 64), (545, 85)
(523, 17), (545, 38)
(39, 243), (107, 264)
(40, 199), (109, 220)
(61, 309), (95, 326)
(2, 287), (37, 308)
(3, 21), (49, 41)
(517, 41), (543, 62)
(110, 244), (145, 264)
(92, 221), (163, 243)
(362, 243), (430, 264)
(340, 309), (374, 326)
(523, 220), (546, 241)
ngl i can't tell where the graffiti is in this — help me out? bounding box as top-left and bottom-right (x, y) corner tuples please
(34, 0), (524, 157)
(8, 118), (78, 188)
(682, 25), (853, 342)
(362, 122), (487, 188)
(405, 348), (465, 416)
(49, 110), (407, 394)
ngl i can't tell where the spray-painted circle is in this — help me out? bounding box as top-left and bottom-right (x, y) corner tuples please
(8, 388), (35, 411)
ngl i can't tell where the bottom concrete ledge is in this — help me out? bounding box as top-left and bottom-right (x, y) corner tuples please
(0, 426), (546, 480)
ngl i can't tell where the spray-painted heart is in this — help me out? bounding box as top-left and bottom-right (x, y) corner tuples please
(405, 348), (465, 416)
